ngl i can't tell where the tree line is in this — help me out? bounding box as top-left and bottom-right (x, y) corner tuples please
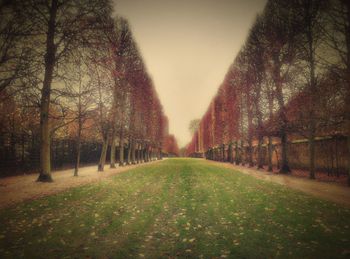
(186, 0), (350, 185)
(0, 0), (170, 181)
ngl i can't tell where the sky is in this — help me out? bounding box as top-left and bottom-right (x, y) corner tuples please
(113, 0), (267, 147)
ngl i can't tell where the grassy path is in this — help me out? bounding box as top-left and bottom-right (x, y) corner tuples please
(0, 158), (350, 258)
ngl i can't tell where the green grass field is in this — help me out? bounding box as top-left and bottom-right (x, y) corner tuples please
(0, 158), (349, 258)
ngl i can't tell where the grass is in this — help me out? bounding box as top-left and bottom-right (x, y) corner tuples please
(0, 158), (350, 258)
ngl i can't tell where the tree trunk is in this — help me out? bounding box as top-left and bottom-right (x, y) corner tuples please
(119, 130), (124, 166)
(345, 69), (350, 184)
(273, 54), (290, 174)
(138, 143), (141, 163)
(247, 97), (254, 167)
(74, 120), (82, 176)
(159, 147), (163, 160)
(143, 145), (147, 162)
(308, 57), (316, 179)
(267, 136), (273, 172)
(309, 130), (316, 179)
(124, 143), (128, 164)
(126, 140), (131, 165)
(116, 146), (120, 164)
(344, 0), (350, 186)
(257, 136), (264, 169)
(124, 145), (128, 165)
(347, 79), (350, 186)
(347, 109), (350, 186)
(135, 143), (139, 163)
(110, 132), (116, 168)
(228, 143), (232, 163)
(267, 87), (274, 172)
(146, 145), (149, 162)
(279, 128), (290, 173)
(74, 138), (81, 177)
(221, 144), (224, 162)
(235, 141), (240, 165)
(240, 140), (245, 166)
(37, 0), (58, 182)
(248, 138), (253, 167)
(144, 147), (147, 162)
(306, 3), (317, 180)
(131, 139), (136, 164)
(140, 143), (144, 163)
(256, 104), (264, 169)
(275, 147), (280, 170)
(98, 135), (108, 171)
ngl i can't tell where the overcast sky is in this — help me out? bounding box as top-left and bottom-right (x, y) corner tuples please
(113, 0), (267, 147)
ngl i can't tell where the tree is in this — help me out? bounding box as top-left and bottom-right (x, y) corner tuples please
(262, 0), (301, 173)
(325, 0), (350, 185)
(246, 15), (267, 169)
(0, 1), (31, 94)
(163, 135), (179, 156)
(189, 119), (200, 136)
(66, 54), (95, 176)
(293, 0), (329, 179)
(16, 0), (112, 181)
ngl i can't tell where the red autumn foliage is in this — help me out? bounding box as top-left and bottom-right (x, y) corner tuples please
(186, 66), (240, 155)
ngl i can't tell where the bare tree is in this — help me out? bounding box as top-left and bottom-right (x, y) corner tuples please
(293, 0), (329, 179)
(262, 0), (301, 173)
(324, 0), (350, 185)
(65, 54), (95, 176)
(245, 15), (266, 169)
(16, 0), (111, 181)
(0, 1), (32, 93)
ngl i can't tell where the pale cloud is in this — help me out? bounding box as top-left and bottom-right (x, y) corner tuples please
(113, 0), (267, 147)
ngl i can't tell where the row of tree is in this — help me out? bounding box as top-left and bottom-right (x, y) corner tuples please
(0, 0), (169, 181)
(186, 0), (350, 185)
(162, 134), (180, 157)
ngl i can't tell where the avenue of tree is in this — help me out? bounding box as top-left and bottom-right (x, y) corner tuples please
(186, 0), (350, 185)
(0, 0), (177, 181)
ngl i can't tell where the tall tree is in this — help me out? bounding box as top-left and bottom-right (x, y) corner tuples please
(295, 0), (328, 179)
(246, 16), (266, 169)
(325, 0), (350, 185)
(0, 1), (31, 94)
(262, 0), (301, 173)
(17, 0), (111, 181)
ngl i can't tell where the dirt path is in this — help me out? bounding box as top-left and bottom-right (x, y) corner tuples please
(206, 160), (350, 208)
(0, 160), (162, 209)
